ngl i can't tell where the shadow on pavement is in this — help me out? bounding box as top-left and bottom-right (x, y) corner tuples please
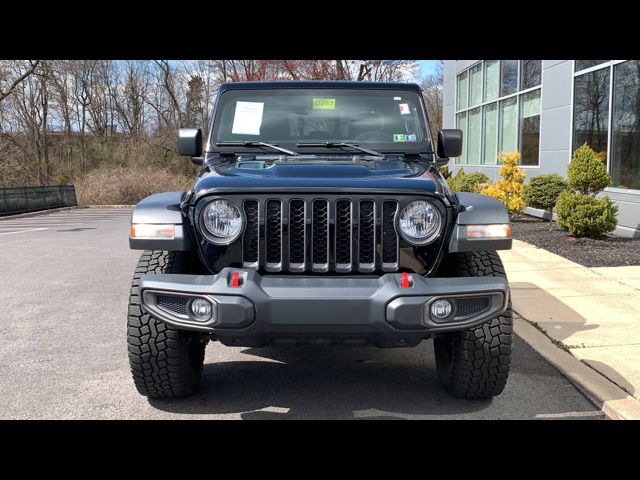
(511, 281), (635, 400)
(149, 342), (494, 419)
(511, 282), (600, 343)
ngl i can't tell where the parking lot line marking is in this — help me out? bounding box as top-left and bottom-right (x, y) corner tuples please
(0, 223), (84, 227)
(0, 227), (48, 236)
(534, 410), (604, 419)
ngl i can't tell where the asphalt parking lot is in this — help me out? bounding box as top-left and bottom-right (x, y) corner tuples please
(0, 208), (605, 419)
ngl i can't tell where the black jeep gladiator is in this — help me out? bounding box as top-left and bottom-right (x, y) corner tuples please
(127, 81), (513, 400)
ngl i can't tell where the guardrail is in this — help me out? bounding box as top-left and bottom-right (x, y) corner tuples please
(0, 185), (77, 216)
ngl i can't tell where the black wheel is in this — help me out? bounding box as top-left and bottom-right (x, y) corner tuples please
(127, 250), (207, 398)
(433, 251), (513, 399)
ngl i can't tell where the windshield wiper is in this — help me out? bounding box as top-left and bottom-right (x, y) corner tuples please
(216, 141), (299, 156)
(296, 142), (383, 158)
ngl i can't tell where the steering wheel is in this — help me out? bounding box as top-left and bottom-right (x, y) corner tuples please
(353, 131), (389, 142)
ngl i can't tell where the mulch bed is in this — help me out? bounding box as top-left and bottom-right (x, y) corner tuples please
(509, 214), (640, 267)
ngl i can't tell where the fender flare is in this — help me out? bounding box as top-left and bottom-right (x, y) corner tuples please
(129, 191), (193, 251)
(448, 192), (512, 253)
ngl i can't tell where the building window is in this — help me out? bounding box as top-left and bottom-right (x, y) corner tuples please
(457, 71), (468, 110)
(453, 60), (540, 166)
(469, 64), (483, 107)
(521, 60), (542, 89)
(520, 90), (541, 166)
(467, 108), (482, 164)
(456, 112), (467, 164)
(575, 60), (609, 72)
(499, 97), (518, 153)
(484, 60), (499, 102)
(500, 60), (518, 97)
(573, 68), (610, 155)
(611, 61), (640, 190)
(482, 103), (498, 164)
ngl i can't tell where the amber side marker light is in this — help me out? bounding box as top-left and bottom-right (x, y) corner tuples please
(466, 224), (511, 239)
(130, 223), (175, 239)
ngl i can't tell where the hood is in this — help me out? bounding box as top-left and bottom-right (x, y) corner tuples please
(191, 155), (442, 197)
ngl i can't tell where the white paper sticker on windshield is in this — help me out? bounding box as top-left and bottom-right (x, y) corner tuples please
(399, 103), (410, 115)
(231, 101), (264, 135)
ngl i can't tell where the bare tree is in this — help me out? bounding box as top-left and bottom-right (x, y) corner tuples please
(0, 59), (428, 190)
(421, 60), (444, 142)
(152, 60), (183, 128)
(49, 60), (74, 168)
(356, 60), (418, 82)
(0, 60), (40, 103)
(111, 61), (150, 140)
(183, 60), (219, 133)
(5, 60), (54, 185)
(86, 60), (117, 138)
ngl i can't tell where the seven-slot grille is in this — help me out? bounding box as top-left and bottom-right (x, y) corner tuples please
(241, 197), (400, 273)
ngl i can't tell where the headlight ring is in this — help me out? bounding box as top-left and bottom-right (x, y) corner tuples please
(199, 199), (244, 245)
(397, 200), (442, 245)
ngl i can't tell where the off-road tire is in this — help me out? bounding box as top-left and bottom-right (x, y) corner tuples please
(434, 251), (513, 399)
(127, 250), (207, 398)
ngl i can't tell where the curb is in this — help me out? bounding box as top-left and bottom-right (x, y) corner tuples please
(0, 205), (133, 220)
(514, 315), (640, 420)
(85, 205), (135, 208)
(0, 206), (83, 219)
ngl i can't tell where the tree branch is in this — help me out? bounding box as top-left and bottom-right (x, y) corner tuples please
(0, 60), (41, 103)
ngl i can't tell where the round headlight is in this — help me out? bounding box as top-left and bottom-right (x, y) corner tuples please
(397, 200), (442, 245)
(201, 199), (243, 244)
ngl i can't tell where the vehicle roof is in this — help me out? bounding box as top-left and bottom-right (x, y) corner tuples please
(218, 80), (423, 93)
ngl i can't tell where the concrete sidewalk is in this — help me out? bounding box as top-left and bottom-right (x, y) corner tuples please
(500, 240), (640, 416)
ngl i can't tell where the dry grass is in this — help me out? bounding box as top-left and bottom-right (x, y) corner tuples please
(75, 165), (193, 205)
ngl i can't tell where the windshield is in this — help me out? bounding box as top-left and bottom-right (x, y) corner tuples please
(209, 88), (431, 154)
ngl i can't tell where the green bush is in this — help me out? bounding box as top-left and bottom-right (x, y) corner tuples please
(524, 174), (568, 229)
(459, 172), (490, 193)
(555, 190), (618, 237)
(446, 168), (489, 193)
(524, 174), (568, 209)
(568, 143), (611, 194)
(438, 165), (452, 180)
(447, 167), (466, 192)
(556, 143), (618, 238)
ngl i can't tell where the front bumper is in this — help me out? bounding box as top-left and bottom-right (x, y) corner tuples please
(139, 268), (509, 347)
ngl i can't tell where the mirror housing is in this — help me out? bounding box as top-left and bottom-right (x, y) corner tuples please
(437, 129), (463, 160)
(178, 128), (203, 158)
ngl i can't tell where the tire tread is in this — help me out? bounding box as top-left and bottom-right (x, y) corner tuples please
(127, 250), (205, 398)
(435, 251), (512, 399)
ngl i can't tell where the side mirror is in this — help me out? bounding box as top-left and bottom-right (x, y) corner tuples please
(437, 129), (463, 159)
(178, 128), (203, 157)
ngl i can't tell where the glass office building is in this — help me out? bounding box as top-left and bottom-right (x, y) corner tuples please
(443, 60), (640, 237)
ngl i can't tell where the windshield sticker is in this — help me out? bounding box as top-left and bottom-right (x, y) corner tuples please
(393, 133), (417, 142)
(312, 98), (336, 110)
(231, 101), (264, 135)
(393, 96), (402, 101)
(398, 103), (410, 115)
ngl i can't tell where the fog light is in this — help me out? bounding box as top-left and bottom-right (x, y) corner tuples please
(431, 299), (452, 319)
(190, 298), (212, 321)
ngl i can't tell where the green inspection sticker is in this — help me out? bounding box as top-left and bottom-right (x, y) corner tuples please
(312, 98), (336, 110)
(393, 133), (417, 142)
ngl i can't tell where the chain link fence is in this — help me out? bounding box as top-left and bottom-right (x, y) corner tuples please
(0, 185), (77, 216)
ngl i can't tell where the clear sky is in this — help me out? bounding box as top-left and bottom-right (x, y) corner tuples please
(418, 60), (440, 77)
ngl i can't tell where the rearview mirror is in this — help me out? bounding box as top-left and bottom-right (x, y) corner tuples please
(178, 128), (203, 157)
(437, 129), (463, 159)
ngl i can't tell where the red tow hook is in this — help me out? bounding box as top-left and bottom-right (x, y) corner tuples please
(231, 271), (241, 288)
(400, 272), (412, 289)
